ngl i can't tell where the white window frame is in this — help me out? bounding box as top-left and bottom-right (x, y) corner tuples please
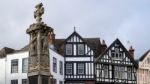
(11, 59), (18, 73)
(53, 57), (57, 73)
(59, 61), (63, 75)
(22, 58), (28, 73)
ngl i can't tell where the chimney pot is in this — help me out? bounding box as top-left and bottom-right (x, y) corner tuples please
(129, 45), (134, 58)
(101, 40), (107, 53)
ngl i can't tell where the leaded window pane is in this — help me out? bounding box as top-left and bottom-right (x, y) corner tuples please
(77, 63), (84, 74)
(66, 44), (72, 55)
(66, 63), (72, 74)
(114, 66), (126, 79)
(104, 65), (109, 78)
(78, 44), (84, 55)
(127, 67), (132, 80)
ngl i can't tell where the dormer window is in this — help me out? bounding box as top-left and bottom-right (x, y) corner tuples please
(66, 44), (72, 55)
(78, 44), (84, 55)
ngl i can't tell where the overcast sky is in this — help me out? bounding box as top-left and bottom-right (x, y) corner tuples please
(0, 0), (150, 59)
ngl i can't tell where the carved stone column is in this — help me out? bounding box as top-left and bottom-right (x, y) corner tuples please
(26, 3), (53, 84)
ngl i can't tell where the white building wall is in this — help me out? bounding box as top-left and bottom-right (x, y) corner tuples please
(137, 52), (150, 84)
(50, 49), (64, 84)
(0, 48), (64, 84)
(0, 58), (6, 84)
(6, 51), (28, 84)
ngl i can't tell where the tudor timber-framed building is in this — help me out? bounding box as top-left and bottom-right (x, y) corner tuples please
(54, 31), (102, 84)
(137, 50), (150, 84)
(95, 39), (138, 84)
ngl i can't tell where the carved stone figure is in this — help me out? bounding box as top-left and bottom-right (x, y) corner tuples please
(34, 3), (44, 23)
(41, 33), (49, 54)
(30, 32), (37, 55)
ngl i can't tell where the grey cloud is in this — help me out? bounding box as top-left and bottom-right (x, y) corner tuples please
(0, 0), (150, 59)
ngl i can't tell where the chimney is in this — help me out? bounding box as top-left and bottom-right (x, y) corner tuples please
(129, 46), (134, 58)
(101, 40), (107, 53)
(48, 30), (55, 49)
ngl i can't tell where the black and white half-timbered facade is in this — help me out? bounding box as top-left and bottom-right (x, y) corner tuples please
(95, 39), (138, 84)
(63, 31), (101, 84)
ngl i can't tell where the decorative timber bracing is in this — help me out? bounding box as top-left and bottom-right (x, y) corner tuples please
(95, 39), (137, 84)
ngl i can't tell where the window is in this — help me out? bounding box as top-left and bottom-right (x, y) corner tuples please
(22, 79), (27, 84)
(112, 48), (122, 60)
(66, 63), (72, 74)
(53, 57), (57, 73)
(11, 59), (18, 73)
(104, 65), (109, 78)
(59, 81), (63, 84)
(119, 67), (125, 79)
(11, 80), (18, 84)
(66, 44), (72, 55)
(78, 44), (84, 55)
(127, 67), (132, 80)
(149, 71), (150, 79)
(114, 66), (119, 78)
(77, 63), (84, 74)
(59, 61), (63, 75)
(114, 66), (125, 79)
(53, 79), (57, 84)
(147, 58), (150, 64)
(22, 58), (28, 73)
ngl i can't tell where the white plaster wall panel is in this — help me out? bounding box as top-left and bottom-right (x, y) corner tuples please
(0, 58), (6, 84)
(66, 57), (90, 61)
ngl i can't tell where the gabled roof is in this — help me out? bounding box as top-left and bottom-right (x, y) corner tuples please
(139, 49), (150, 61)
(0, 47), (16, 58)
(54, 31), (102, 57)
(54, 38), (101, 56)
(95, 38), (138, 67)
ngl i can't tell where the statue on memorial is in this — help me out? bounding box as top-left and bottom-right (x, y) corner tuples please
(30, 32), (37, 55)
(41, 32), (49, 54)
(34, 3), (44, 23)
